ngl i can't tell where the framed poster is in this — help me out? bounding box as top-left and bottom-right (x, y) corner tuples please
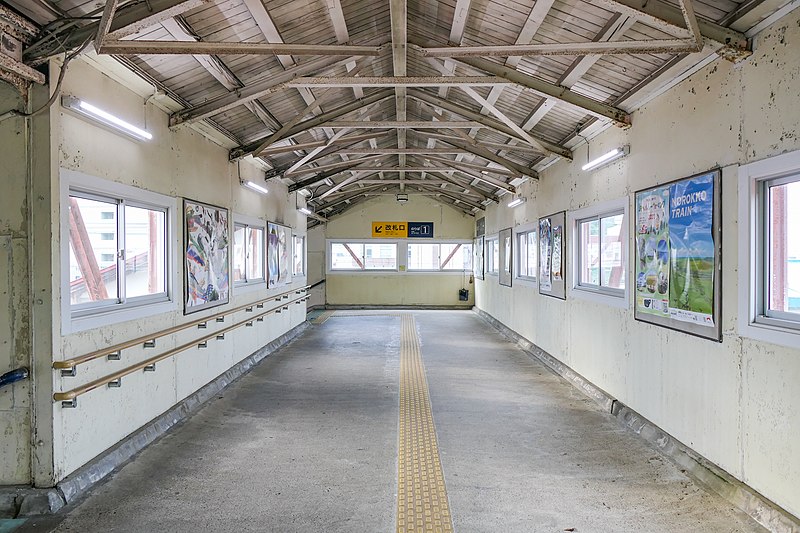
(499, 227), (512, 287)
(184, 199), (230, 314)
(539, 211), (566, 299)
(634, 168), (722, 341)
(473, 236), (484, 280)
(268, 222), (292, 289)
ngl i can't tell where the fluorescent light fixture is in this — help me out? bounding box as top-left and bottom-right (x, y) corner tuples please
(396, 193), (409, 203)
(508, 197), (526, 208)
(62, 95), (152, 141)
(581, 145), (629, 171)
(323, 178), (334, 186)
(243, 180), (269, 194)
(298, 207), (313, 216)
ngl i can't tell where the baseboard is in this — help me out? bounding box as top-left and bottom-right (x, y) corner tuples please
(3, 321), (310, 518)
(473, 307), (800, 533)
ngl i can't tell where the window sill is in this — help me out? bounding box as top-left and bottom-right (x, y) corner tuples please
(514, 277), (538, 288)
(64, 298), (179, 336)
(569, 286), (628, 309)
(740, 318), (800, 350)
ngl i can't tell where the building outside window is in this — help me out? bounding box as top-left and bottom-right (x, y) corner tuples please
(517, 229), (537, 281)
(233, 221), (265, 285)
(486, 238), (499, 275)
(293, 235), (305, 276)
(68, 191), (168, 313)
(330, 242), (398, 271)
(567, 198), (628, 307)
(760, 174), (800, 324)
(407, 242), (473, 271)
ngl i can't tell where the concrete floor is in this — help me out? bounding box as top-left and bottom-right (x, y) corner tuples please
(21, 311), (763, 532)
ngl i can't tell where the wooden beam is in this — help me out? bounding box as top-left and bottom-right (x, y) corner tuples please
(408, 89), (571, 159)
(169, 55), (356, 126)
(230, 89), (394, 159)
(97, 40), (383, 56)
(420, 39), (704, 58)
(25, 0), (211, 61)
(409, 129), (539, 180)
(415, 50), (631, 127)
(287, 76), (512, 87)
(323, 121), (485, 129)
(94, 0), (119, 51)
(261, 132), (392, 156)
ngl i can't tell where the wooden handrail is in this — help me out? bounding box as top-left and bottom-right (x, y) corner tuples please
(53, 294), (310, 402)
(53, 285), (311, 370)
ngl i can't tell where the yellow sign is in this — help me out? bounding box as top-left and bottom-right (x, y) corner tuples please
(372, 221), (407, 238)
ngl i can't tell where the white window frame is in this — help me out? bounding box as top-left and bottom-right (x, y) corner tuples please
(327, 239), (401, 273)
(60, 169), (178, 335)
(406, 240), (473, 273)
(568, 197), (629, 308)
(739, 150), (800, 349)
(486, 236), (499, 276)
(232, 213), (266, 291)
(514, 223), (538, 287)
(293, 234), (306, 278)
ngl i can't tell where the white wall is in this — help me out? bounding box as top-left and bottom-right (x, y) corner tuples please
(42, 57), (307, 484)
(475, 11), (800, 518)
(316, 195), (478, 307)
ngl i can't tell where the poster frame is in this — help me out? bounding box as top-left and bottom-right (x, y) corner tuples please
(473, 236), (484, 280)
(183, 198), (230, 315)
(538, 211), (567, 300)
(499, 227), (513, 287)
(267, 221), (293, 289)
(633, 168), (722, 342)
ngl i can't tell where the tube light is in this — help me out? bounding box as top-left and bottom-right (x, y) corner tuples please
(62, 95), (152, 141)
(298, 207), (313, 216)
(243, 180), (269, 195)
(581, 145), (629, 171)
(508, 197), (526, 208)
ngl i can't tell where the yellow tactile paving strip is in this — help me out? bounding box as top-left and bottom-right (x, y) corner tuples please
(397, 313), (454, 533)
(311, 310), (334, 325)
(322, 311), (454, 533)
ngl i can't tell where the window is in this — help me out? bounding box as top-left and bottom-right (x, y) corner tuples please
(568, 198), (628, 307)
(577, 212), (625, 294)
(762, 176), (800, 324)
(233, 221), (265, 285)
(407, 242), (473, 271)
(486, 238), (499, 275)
(739, 151), (800, 347)
(330, 242), (398, 271)
(293, 235), (305, 276)
(68, 190), (168, 313)
(517, 229), (537, 281)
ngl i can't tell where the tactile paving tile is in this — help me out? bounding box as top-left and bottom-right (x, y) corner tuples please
(397, 313), (454, 533)
(311, 310), (335, 324)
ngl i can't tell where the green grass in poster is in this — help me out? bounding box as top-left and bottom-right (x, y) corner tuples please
(669, 257), (714, 314)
